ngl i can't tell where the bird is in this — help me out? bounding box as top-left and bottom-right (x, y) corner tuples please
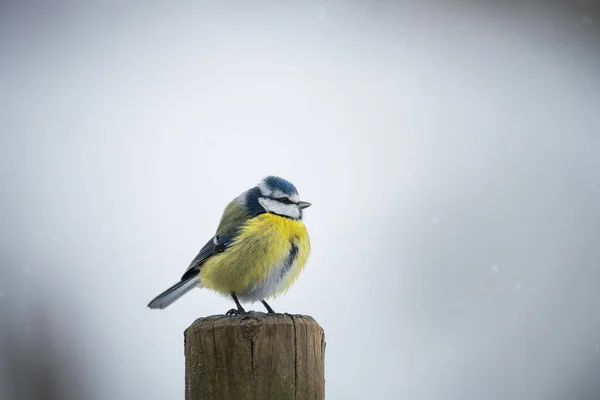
(147, 176), (312, 315)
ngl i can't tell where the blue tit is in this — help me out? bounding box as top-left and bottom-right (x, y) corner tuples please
(147, 176), (312, 315)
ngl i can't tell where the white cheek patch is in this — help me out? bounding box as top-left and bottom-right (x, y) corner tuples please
(258, 197), (300, 219)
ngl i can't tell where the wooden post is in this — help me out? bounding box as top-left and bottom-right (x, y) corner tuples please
(184, 313), (325, 400)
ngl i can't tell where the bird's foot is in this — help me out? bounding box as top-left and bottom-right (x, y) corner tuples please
(261, 300), (276, 314)
(227, 293), (247, 316)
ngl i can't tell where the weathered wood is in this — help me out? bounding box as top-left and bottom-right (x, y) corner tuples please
(184, 313), (325, 400)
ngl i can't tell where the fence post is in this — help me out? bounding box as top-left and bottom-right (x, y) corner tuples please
(184, 313), (325, 400)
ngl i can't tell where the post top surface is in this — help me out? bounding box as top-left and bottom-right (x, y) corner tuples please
(185, 312), (322, 334)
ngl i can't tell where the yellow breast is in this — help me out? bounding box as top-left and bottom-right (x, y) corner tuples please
(199, 213), (310, 300)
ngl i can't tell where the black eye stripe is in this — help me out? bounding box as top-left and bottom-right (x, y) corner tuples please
(276, 197), (294, 205)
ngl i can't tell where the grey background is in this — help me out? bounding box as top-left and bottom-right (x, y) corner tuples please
(1, 1), (599, 399)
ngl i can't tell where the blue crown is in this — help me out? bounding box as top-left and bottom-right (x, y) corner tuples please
(262, 176), (298, 195)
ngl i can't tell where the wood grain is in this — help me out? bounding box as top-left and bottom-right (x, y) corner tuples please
(184, 313), (325, 400)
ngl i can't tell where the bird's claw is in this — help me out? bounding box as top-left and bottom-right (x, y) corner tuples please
(228, 293), (247, 316)
(226, 308), (247, 316)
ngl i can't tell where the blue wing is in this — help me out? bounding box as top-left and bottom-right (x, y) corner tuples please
(180, 234), (236, 281)
(179, 199), (251, 281)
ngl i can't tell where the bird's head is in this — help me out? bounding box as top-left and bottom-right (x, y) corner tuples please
(247, 176), (311, 220)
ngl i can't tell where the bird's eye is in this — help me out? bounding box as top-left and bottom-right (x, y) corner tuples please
(278, 197), (293, 205)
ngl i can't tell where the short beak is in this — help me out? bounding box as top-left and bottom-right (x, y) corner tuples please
(298, 201), (312, 209)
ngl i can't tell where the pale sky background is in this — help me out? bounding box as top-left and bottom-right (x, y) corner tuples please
(1, 1), (600, 399)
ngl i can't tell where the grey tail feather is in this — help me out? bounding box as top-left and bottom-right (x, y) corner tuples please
(147, 276), (198, 309)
